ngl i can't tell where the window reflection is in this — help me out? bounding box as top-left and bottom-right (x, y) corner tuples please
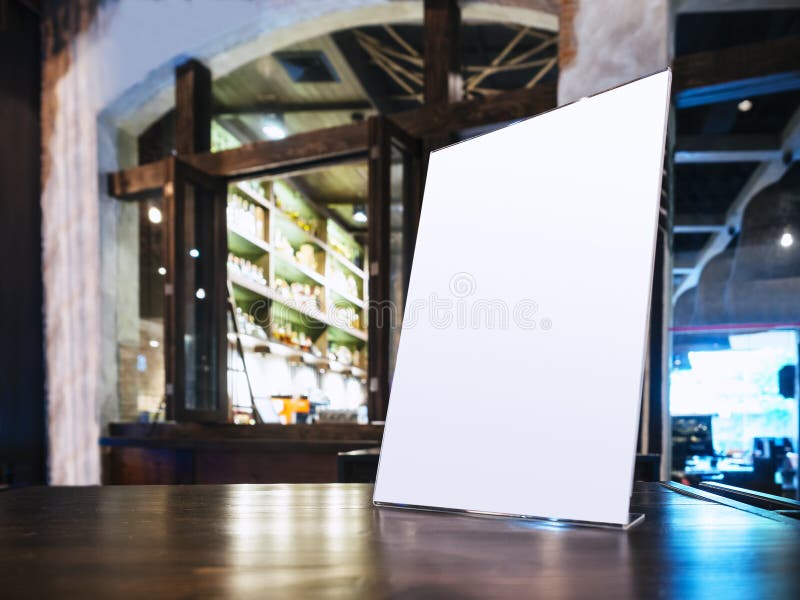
(670, 170), (800, 496)
(117, 194), (166, 421)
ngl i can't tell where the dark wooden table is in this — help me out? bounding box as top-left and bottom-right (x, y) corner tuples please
(1, 483), (798, 598)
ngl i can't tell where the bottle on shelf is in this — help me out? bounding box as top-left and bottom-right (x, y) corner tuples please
(328, 343), (354, 366)
(275, 278), (324, 311)
(330, 305), (359, 330)
(328, 264), (360, 298)
(273, 229), (294, 258)
(228, 253), (266, 286)
(231, 306), (267, 340)
(296, 243), (318, 271)
(227, 193), (266, 241)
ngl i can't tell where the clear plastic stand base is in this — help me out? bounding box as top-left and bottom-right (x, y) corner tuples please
(374, 502), (645, 531)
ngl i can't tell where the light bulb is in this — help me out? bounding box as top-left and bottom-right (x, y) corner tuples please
(737, 99), (753, 112)
(196, 288), (206, 300)
(780, 232), (793, 248)
(148, 206), (163, 224)
(353, 204), (367, 223)
(262, 116), (287, 140)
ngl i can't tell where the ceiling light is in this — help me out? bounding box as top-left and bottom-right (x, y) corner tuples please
(196, 288), (206, 300)
(737, 99), (753, 112)
(148, 206), (163, 224)
(157, 266), (167, 276)
(353, 204), (367, 223)
(780, 232), (793, 248)
(189, 248), (200, 258)
(262, 115), (287, 140)
(149, 339), (160, 348)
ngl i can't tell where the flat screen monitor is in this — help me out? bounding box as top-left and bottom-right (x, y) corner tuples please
(374, 71), (672, 526)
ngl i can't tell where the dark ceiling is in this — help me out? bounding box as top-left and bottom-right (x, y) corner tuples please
(674, 162), (759, 215)
(333, 23), (558, 114)
(672, 9), (800, 289)
(675, 9), (800, 55)
(677, 89), (800, 136)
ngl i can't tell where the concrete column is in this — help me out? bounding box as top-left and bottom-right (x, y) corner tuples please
(558, 0), (669, 105)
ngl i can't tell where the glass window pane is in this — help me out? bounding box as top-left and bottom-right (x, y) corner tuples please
(181, 181), (221, 412)
(388, 142), (406, 389)
(117, 193), (165, 421)
(225, 167), (369, 425)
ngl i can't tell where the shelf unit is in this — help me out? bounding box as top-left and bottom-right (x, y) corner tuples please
(226, 178), (368, 381)
(228, 332), (367, 379)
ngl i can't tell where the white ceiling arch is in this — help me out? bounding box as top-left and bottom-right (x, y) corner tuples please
(102, 0), (558, 137)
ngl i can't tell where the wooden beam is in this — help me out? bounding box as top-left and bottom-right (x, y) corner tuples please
(108, 84), (558, 193)
(331, 30), (392, 114)
(467, 35), (557, 93)
(360, 36), (424, 69)
(424, 0), (462, 105)
(673, 36), (800, 108)
(175, 59), (212, 154)
(465, 27), (528, 92)
(391, 83), (557, 138)
(108, 159), (169, 198)
(465, 57), (554, 75)
(214, 100), (372, 116)
(384, 24), (420, 59)
(674, 134), (782, 164)
(674, 0), (800, 13)
(524, 57), (557, 89)
(186, 121), (369, 178)
(357, 33), (420, 97)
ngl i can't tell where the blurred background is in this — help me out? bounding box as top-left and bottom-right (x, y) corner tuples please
(0, 0), (798, 503)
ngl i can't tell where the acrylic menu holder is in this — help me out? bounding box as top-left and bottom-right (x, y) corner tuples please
(373, 71), (672, 530)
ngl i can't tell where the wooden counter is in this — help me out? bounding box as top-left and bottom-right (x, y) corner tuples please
(100, 422), (383, 485)
(1, 482), (798, 598)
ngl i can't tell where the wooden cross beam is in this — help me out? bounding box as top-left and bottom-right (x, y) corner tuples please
(423, 0), (462, 105)
(466, 34), (557, 94)
(108, 84), (556, 198)
(175, 59), (212, 154)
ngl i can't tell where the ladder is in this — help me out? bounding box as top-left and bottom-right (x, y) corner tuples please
(226, 279), (264, 424)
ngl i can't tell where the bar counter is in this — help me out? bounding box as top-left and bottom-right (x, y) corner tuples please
(1, 482), (799, 598)
(100, 422), (383, 484)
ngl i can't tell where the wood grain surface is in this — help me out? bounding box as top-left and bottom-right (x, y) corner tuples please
(1, 483), (799, 599)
